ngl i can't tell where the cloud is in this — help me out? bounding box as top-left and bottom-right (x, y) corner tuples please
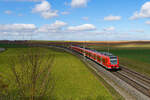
(130, 29), (144, 33)
(0, 24), (36, 32)
(71, 0), (89, 8)
(145, 21), (150, 25)
(67, 24), (96, 31)
(3, 0), (44, 2)
(18, 14), (23, 16)
(0, 21), (67, 38)
(104, 15), (121, 21)
(0, 24), (37, 37)
(0, 23), (150, 41)
(130, 2), (150, 20)
(37, 20), (67, 32)
(4, 10), (12, 14)
(82, 17), (89, 20)
(50, 20), (67, 28)
(32, 0), (58, 19)
(40, 11), (58, 19)
(61, 11), (69, 15)
(32, 1), (50, 12)
(25, 0), (44, 1)
(103, 26), (115, 31)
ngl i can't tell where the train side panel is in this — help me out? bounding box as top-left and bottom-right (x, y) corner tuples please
(70, 46), (119, 69)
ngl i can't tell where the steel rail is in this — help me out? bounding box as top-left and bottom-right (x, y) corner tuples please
(121, 66), (150, 83)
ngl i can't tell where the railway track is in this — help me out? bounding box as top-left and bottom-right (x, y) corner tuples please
(112, 66), (150, 97)
(72, 48), (150, 97)
(121, 66), (150, 84)
(67, 47), (150, 97)
(49, 46), (150, 99)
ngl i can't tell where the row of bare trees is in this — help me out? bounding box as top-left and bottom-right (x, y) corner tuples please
(10, 48), (55, 100)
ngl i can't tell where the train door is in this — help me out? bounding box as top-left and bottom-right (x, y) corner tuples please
(86, 51), (88, 57)
(102, 57), (106, 66)
(97, 55), (101, 63)
(96, 54), (98, 62)
(94, 53), (96, 60)
(105, 57), (108, 67)
(91, 53), (94, 60)
(100, 56), (102, 64)
(89, 52), (91, 57)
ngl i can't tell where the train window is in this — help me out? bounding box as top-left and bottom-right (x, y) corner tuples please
(94, 55), (96, 59)
(89, 53), (91, 57)
(110, 60), (117, 65)
(102, 58), (105, 63)
(110, 56), (117, 59)
(93, 55), (95, 59)
(97, 56), (101, 61)
(110, 56), (117, 65)
(90, 53), (92, 57)
(92, 54), (94, 58)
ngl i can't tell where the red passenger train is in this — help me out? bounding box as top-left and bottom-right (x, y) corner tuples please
(70, 46), (120, 69)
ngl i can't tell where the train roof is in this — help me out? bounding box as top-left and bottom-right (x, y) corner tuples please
(71, 46), (117, 58)
(100, 52), (113, 56)
(94, 51), (117, 58)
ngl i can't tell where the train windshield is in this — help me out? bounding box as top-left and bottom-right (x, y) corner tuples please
(110, 56), (118, 65)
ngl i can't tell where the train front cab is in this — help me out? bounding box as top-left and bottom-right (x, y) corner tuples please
(97, 55), (119, 70)
(108, 56), (120, 70)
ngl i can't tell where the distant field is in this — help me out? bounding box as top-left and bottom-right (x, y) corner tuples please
(0, 47), (123, 100)
(0, 44), (28, 48)
(89, 44), (150, 77)
(115, 44), (150, 48)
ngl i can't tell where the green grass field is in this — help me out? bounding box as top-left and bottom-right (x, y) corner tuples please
(89, 45), (150, 77)
(0, 47), (123, 100)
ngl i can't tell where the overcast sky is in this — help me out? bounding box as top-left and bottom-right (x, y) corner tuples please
(0, 0), (150, 41)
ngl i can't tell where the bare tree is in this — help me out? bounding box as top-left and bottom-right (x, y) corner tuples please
(0, 74), (8, 96)
(10, 47), (55, 100)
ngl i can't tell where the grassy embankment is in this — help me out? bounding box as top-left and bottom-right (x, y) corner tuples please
(89, 44), (150, 77)
(0, 46), (123, 100)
